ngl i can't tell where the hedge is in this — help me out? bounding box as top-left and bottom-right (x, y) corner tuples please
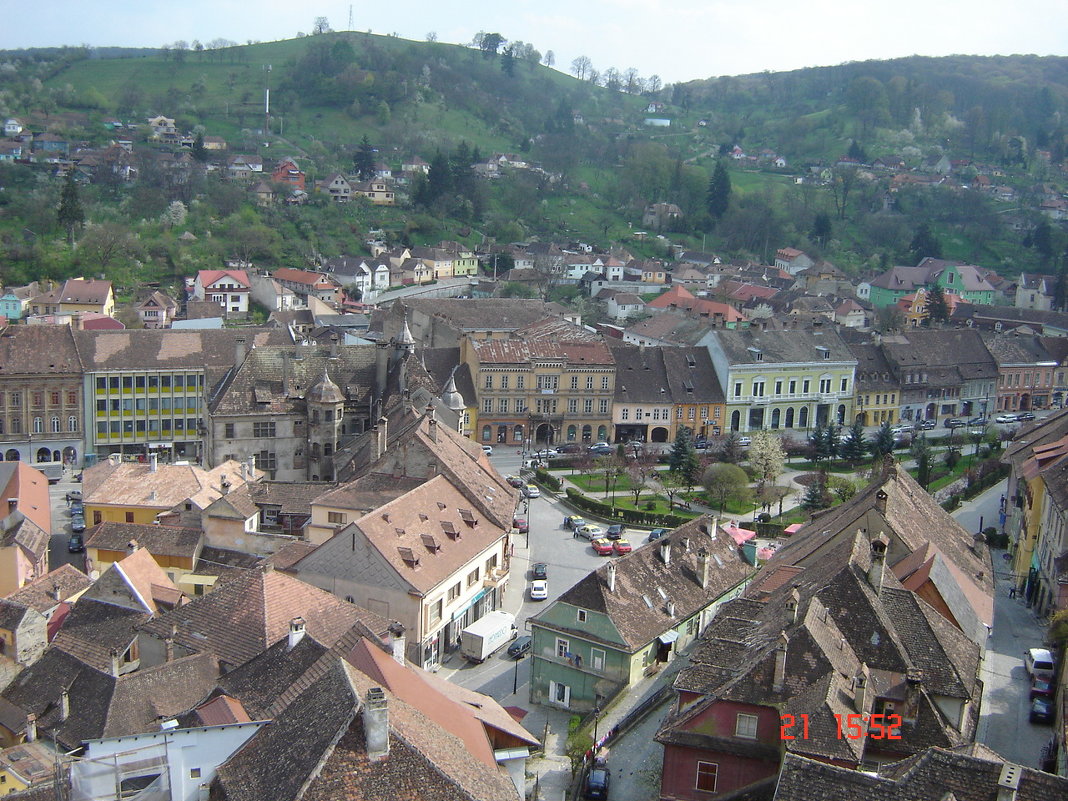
(564, 488), (689, 528)
(534, 467), (561, 492)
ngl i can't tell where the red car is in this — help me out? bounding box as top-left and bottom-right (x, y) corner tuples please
(612, 539), (632, 555)
(513, 517), (529, 533)
(591, 538), (614, 555)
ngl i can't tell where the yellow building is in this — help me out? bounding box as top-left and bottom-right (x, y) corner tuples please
(57, 277), (115, 317)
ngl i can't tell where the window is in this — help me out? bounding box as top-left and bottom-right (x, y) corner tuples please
(256, 451), (277, 470)
(555, 637), (570, 658)
(601, 376), (610, 390)
(484, 374), (493, 389)
(584, 399), (593, 414)
(622, 408), (629, 421)
(696, 762), (718, 793)
(802, 379), (811, 394)
(483, 398), (493, 414)
(67, 391), (78, 405)
(840, 378), (849, 392)
(568, 398), (578, 413)
(485, 553), (498, 573)
(536, 375), (559, 391)
(498, 398), (509, 414)
(599, 399), (609, 414)
(577, 609), (588, 623)
(189, 769), (201, 779)
(51, 416), (60, 433)
(586, 376), (594, 390)
(447, 583), (461, 602)
(570, 375), (579, 390)
(481, 425), (491, 441)
(734, 382), (742, 398)
(735, 713), (758, 738)
(753, 380), (765, 397)
(429, 598), (442, 624)
(32, 392), (43, 407)
(253, 422), (276, 438)
(327, 512), (346, 525)
(33, 417), (43, 434)
(466, 567), (480, 587)
(10, 393), (20, 408)
(125, 512), (135, 523)
(775, 380), (783, 395)
(516, 375), (525, 390)
(224, 423), (235, 438)
(819, 378), (831, 394)
(49, 392), (60, 406)
(590, 648), (605, 671)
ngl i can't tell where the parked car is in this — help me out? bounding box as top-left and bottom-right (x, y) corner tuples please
(647, 528), (670, 541)
(591, 538), (615, 555)
(69, 500), (84, 515)
(1016, 411), (1036, 421)
(737, 435), (752, 446)
(506, 475), (525, 488)
(995, 413), (1018, 424)
(513, 517), (529, 534)
(531, 562), (548, 580)
(65, 490), (82, 503)
(507, 635), (532, 659)
(693, 437), (708, 450)
(67, 533), (84, 553)
(967, 417), (988, 427)
(529, 579), (548, 600)
(1025, 647), (1055, 682)
(1030, 678), (1055, 700)
(890, 423), (914, 435)
(605, 524), (626, 540)
(589, 445), (614, 456)
(592, 441), (610, 448)
(556, 443), (584, 454)
(613, 539), (632, 555)
(563, 515), (587, 531)
(523, 484), (541, 499)
(584, 766), (611, 800)
(481, 445), (494, 455)
(944, 418), (966, 429)
(1030, 696), (1055, 724)
(70, 513), (86, 533)
(575, 524), (604, 541)
(533, 449), (558, 459)
(917, 419), (936, 430)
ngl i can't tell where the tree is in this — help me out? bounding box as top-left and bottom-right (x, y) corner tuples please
(57, 170), (84, 246)
(810, 212), (832, 245)
(159, 200), (187, 228)
(191, 133), (207, 162)
(543, 50), (554, 67)
(911, 434), (932, 490)
(909, 223), (942, 261)
(828, 475), (856, 503)
(425, 31), (437, 42)
(838, 418), (868, 463)
(801, 471), (831, 511)
(927, 284), (950, 325)
(570, 55), (592, 81)
(828, 166), (858, 220)
(748, 431), (785, 491)
(626, 452), (657, 507)
(808, 423), (831, 464)
(719, 431), (743, 464)
(78, 223), (138, 270)
(706, 160), (731, 220)
(870, 421), (896, 458)
(353, 136), (376, 180)
(703, 463), (750, 512)
(479, 32), (505, 58)
(667, 428), (699, 480)
(313, 17), (331, 35)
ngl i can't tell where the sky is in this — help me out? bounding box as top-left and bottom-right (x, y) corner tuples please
(2, 0), (1066, 84)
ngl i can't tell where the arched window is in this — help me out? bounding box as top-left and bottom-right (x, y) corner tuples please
(582, 425), (592, 442)
(597, 425), (607, 441)
(785, 407), (794, 428)
(68, 416), (78, 432)
(513, 424), (524, 442)
(311, 443), (320, 458)
(798, 407), (809, 428)
(771, 408), (781, 428)
(567, 425), (577, 441)
(481, 424), (491, 441)
(51, 416), (60, 433)
(324, 443), (333, 456)
(33, 417), (43, 434)
(730, 410), (741, 431)
(837, 405), (846, 424)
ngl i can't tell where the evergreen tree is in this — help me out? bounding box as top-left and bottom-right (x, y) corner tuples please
(808, 422), (827, 464)
(667, 428), (698, 479)
(191, 132), (207, 162)
(426, 150), (453, 202)
(801, 472), (830, 511)
(810, 212), (832, 245)
(870, 421), (896, 458)
(719, 431), (743, 464)
(706, 160), (731, 220)
(839, 418), (868, 463)
(1054, 258), (1068, 312)
(57, 170), (84, 246)
(927, 284), (950, 325)
(909, 223), (942, 262)
(353, 136), (376, 180)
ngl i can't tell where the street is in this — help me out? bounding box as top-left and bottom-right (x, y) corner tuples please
(46, 469), (87, 573)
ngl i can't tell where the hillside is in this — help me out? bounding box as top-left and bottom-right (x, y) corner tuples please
(1, 38), (1068, 297)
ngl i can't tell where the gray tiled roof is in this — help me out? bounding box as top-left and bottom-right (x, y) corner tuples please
(710, 327), (855, 365)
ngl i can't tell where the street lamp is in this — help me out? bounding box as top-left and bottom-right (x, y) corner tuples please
(513, 651), (524, 695)
(593, 705), (601, 745)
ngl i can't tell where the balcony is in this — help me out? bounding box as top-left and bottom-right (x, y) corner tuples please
(483, 568), (508, 589)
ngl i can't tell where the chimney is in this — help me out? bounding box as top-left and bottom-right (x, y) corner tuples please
(150, 452), (158, 472)
(287, 617), (306, 651)
(786, 588), (801, 624)
(375, 340), (389, 397)
(282, 351), (290, 397)
(247, 455), (256, 480)
(25, 714), (36, 743)
(375, 416), (388, 459)
(868, 533), (889, 594)
(680, 537), (690, 553)
(666, 600), (676, 617)
(772, 631), (788, 692)
(109, 648), (120, 677)
(363, 687), (390, 761)
(330, 333), (339, 359)
(387, 622), (406, 666)
(50, 583), (61, 602)
(874, 488), (888, 514)
(606, 562), (617, 592)
(696, 548), (710, 589)
(902, 668), (924, 722)
(659, 540), (671, 566)
(220, 474), (231, 495)
(972, 530), (987, 555)
(126, 539), (139, 555)
(854, 663), (870, 714)
(427, 404), (437, 443)
(71, 312), (84, 331)
(996, 764), (1023, 801)
(235, 336), (247, 368)
(6, 498), (15, 512)
(59, 689), (70, 722)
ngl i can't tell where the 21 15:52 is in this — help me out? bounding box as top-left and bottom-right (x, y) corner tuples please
(780, 713), (903, 740)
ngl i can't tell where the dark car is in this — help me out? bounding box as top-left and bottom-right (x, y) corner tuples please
(944, 418), (966, 429)
(531, 562), (548, 580)
(647, 528), (670, 542)
(917, 419), (936, 430)
(1016, 411), (1036, 421)
(1030, 678), (1055, 700)
(693, 437), (708, 449)
(67, 533), (84, 553)
(605, 524), (626, 541)
(589, 444), (614, 456)
(507, 635), (532, 659)
(1030, 696), (1055, 724)
(69, 500), (84, 515)
(70, 513), (86, 533)
(967, 417), (988, 427)
(584, 767), (610, 799)
(556, 443), (584, 454)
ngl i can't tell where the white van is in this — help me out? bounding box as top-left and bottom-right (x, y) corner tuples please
(1025, 648), (1055, 682)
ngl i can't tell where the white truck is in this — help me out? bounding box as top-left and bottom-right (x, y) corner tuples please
(460, 610), (518, 663)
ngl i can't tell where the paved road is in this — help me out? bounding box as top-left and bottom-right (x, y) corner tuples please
(46, 469), (88, 573)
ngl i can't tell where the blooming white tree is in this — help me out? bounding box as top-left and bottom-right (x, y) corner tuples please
(749, 430), (786, 490)
(159, 200), (187, 228)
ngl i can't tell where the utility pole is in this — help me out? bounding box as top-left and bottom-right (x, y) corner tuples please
(348, 4), (354, 30)
(263, 64), (272, 137)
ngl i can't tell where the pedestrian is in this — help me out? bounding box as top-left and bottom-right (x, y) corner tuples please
(1009, 586), (1017, 599)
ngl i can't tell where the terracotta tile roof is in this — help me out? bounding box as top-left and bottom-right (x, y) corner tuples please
(248, 481), (336, 518)
(85, 521), (202, 559)
(0, 463), (52, 536)
(83, 458), (258, 514)
(5, 564), (91, 615)
(0, 325), (81, 374)
(193, 694), (252, 726)
(265, 542), (319, 572)
(59, 278), (111, 305)
(547, 516), (754, 651)
(51, 599), (149, 671)
(198, 269), (250, 288)
(394, 297), (570, 334)
(140, 567), (392, 670)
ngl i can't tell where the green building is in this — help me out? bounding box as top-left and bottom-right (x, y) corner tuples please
(868, 259), (996, 309)
(529, 515), (754, 713)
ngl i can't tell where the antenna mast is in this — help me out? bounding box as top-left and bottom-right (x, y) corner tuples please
(348, 5), (354, 30)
